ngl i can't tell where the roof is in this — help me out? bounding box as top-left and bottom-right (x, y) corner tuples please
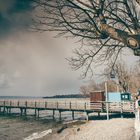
(89, 90), (105, 93)
(108, 92), (121, 94)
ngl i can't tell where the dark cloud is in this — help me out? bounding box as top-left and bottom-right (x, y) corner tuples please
(0, 0), (34, 38)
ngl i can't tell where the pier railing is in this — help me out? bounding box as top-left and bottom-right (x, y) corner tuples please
(0, 100), (90, 111)
(0, 100), (136, 113)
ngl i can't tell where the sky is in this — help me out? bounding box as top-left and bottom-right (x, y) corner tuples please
(0, 30), (86, 96)
(0, 0), (139, 97)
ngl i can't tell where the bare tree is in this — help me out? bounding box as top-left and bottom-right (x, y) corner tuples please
(80, 80), (104, 95)
(114, 62), (132, 92)
(130, 64), (140, 94)
(80, 80), (117, 95)
(80, 85), (88, 95)
(33, 0), (140, 77)
(105, 61), (133, 93)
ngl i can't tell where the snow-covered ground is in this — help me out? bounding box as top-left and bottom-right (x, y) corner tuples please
(46, 118), (135, 140)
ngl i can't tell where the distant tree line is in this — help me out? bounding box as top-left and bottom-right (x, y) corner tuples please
(43, 94), (89, 98)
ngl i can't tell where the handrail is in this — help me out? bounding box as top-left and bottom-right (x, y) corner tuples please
(0, 100), (135, 112)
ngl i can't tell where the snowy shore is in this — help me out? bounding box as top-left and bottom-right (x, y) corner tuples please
(46, 118), (135, 140)
(0, 115), (135, 140)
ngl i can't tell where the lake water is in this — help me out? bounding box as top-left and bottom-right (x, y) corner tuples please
(0, 96), (90, 121)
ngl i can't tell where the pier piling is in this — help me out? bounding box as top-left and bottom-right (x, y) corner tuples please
(59, 110), (62, 121)
(37, 109), (39, 119)
(53, 110), (55, 120)
(86, 112), (89, 121)
(20, 108), (23, 116)
(72, 111), (74, 120)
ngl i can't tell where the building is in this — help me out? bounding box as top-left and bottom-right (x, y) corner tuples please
(90, 91), (105, 102)
(90, 91), (131, 102)
(121, 92), (131, 101)
(108, 92), (121, 102)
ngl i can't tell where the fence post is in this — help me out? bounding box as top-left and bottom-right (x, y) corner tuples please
(53, 110), (55, 120)
(56, 102), (58, 109)
(25, 101), (27, 107)
(45, 102), (47, 108)
(120, 102), (123, 118)
(133, 101), (135, 113)
(35, 101), (37, 117)
(10, 101), (12, 106)
(17, 101), (19, 107)
(84, 102), (87, 110)
(37, 109), (39, 119)
(35, 101), (37, 108)
(65, 101), (66, 108)
(3, 101), (6, 113)
(72, 111), (74, 120)
(59, 110), (62, 121)
(70, 102), (72, 110)
(86, 112), (89, 121)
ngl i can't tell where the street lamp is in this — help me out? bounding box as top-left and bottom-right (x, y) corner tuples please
(105, 81), (109, 120)
(105, 69), (116, 120)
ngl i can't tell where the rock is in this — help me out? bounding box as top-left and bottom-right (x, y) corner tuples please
(77, 128), (80, 132)
(57, 125), (67, 133)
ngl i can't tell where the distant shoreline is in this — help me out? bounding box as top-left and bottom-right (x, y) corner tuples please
(0, 94), (90, 99)
(43, 94), (89, 99)
(0, 96), (42, 99)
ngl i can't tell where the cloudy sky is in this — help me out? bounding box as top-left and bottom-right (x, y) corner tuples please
(0, 0), (139, 97)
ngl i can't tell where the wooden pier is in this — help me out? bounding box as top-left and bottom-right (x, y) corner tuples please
(0, 100), (136, 120)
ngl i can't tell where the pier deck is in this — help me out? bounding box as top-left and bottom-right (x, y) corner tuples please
(0, 100), (136, 120)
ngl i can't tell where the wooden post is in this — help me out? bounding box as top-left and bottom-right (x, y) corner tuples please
(53, 110), (55, 120)
(17, 101), (19, 107)
(72, 111), (74, 120)
(35, 101), (37, 117)
(3, 101), (6, 113)
(6, 107), (8, 114)
(84, 102), (87, 110)
(37, 109), (39, 119)
(35, 109), (37, 117)
(9, 108), (11, 114)
(56, 102), (58, 109)
(35, 101), (37, 108)
(86, 112), (89, 121)
(70, 102), (71, 110)
(59, 110), (62, 121)
(24, 109), (27, 116)
(20, 108), (23, 116)
(120, 102), (123, 118)
(101, 102), (104, 112)
(98, 112), (100, 117)
(25, 101), (27, 107)
(45, 102), (47, 108)
(10, 101), (12, 106)
(65, 101), (66, 108)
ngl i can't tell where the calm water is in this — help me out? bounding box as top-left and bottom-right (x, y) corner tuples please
(0, 96), (90, 121)
(0, 96), (89, 103)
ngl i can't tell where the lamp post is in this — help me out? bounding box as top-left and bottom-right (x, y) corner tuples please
(105, 69), (116, 120)
(105, 81), (109, 120)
